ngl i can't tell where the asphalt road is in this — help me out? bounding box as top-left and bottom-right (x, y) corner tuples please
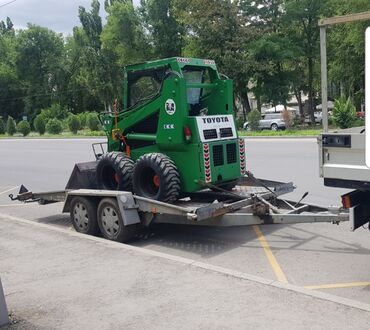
(0, 138), (369, 306)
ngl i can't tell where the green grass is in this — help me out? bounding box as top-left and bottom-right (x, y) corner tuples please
(238, 129), (322, 137)
(0, 130), (106, 139)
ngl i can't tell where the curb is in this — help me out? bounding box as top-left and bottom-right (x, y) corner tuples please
(0, 277), (9, 327)
(1, 212), (370, 314)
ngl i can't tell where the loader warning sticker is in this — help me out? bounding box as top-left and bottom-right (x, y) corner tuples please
(165, 99), (176, 115)
(239, 139), (246, 176)
(203, 143), (212, 183)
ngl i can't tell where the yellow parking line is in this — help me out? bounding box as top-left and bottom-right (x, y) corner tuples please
(305, 282), (370, 290)
(253, 225), (288, 283)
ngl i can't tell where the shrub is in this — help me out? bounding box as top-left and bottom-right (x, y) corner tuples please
(236, 117), (245, 130)
(282, 109), (294, 129)
(0, 118), (5, 134)
(247, 109), (261, 131)
(87, 112), (101, 131)
(6, 116), (16, 136)
(352, 118), (365, 128)
(46, 118), (63, 134)
(33, 115), (46, 135)
(16, 120), (31, 137)
(333, 97), (357, 129)
(328, 116), (335, 126)
(67, 114), (81, 134)
(39, 103), (70, 122)
(77, 112), (88, 129)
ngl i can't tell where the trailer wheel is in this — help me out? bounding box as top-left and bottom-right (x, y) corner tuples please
(97, 198), (137, 242)
(133, 153), (180, 202)
(70, 197), (99, 236)
(96, 152), (134, 191)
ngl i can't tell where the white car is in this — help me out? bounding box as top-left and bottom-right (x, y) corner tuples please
(243, 113), (286, 131)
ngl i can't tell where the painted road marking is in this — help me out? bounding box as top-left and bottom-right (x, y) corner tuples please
(0, 186), (19, 196)
(306, 282), (370, 290)
(0, 204), (30, 207)
(253, 225), (288, 283)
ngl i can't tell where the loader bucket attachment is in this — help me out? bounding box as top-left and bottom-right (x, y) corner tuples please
(65, 161), (98, 190)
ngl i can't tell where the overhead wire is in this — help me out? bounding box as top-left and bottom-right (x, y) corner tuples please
(0, 0), (16, 9)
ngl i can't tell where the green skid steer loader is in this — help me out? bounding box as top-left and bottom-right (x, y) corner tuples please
(97, 57), (245, 202)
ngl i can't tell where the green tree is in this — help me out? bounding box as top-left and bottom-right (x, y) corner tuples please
(0, 117), (5, 134)
(248, 34), (296, 108)
(69, 0), (120, 111)
(33, 115), (46, 135)
(15, 25), (65, 118)
(0, 19), (23, 120)
(16, 120), (31, 136)
(247, 109), (261, 131)
(140, 0), (184, 57)
(0, 17), (14, 36)
(87, 112), (101, 131)
(327, 0), (370, 109)
(46, 118), (63, 134)
(102, 0), (150, 66)
(6, 116), (16, 135)
(67, 114), (81, 134)
(175, 0), (253, 119)
(333, 97), (356, 129)
(284, 0), (330, 122)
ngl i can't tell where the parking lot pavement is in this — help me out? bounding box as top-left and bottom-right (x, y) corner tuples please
(1, 216), (370, 330)
(1, 138), (370, 319)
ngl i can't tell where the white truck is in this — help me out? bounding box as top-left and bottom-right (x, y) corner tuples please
(319, 127), (370, 231)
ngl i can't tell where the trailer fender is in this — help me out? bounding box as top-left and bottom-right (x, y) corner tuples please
(63, 191), (141, 226)
(115, 193), (141, 226)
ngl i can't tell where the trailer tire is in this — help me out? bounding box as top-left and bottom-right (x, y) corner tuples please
(70, 197), (100, 236)
(96, 152), (134, 191)
(97, 198), (137, 242)
(133, 153), (180, 202)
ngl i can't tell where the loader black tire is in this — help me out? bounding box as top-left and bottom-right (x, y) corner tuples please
(97, 198), (137, 242)
(70, 196), (100, 236)
(96, 152), (134, 191)
(133, 153), (181, 202)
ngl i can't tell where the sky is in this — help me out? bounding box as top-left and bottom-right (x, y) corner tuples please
(0, 0), (140, 35)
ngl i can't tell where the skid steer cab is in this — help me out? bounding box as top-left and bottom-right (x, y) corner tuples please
(97, 57), (244, 202)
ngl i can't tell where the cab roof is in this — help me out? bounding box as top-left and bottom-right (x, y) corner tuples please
(124, 57), (218, 73)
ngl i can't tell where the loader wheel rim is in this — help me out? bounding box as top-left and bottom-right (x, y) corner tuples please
(73, 203), (89, 230)
(153, 175), (160, 188)
(101, 164), (119, 190)
(101, 206), (120, 237)
(139, 167), (159, 197)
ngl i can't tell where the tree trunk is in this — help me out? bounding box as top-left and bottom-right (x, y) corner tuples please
(240, 91), (251, 121)
(294, 88), (304, 120)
